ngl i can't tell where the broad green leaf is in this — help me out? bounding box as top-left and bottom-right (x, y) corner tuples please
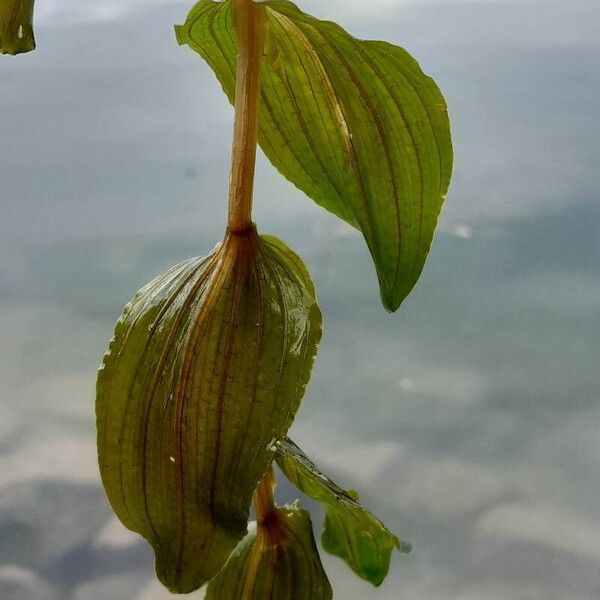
(275, 438), (411, 587)
(1, 0), (35, 55)
(96, 228), (322, 593)
(176, 0), (453, 311)
(206, 504), (332, 600)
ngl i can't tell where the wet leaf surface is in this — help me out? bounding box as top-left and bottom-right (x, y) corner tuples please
(96, 228), (321, 592)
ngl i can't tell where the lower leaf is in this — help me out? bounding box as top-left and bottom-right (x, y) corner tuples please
(96, 228), (321, 593)
(205, 504), (332, 600)
(275, 437), (411, 587)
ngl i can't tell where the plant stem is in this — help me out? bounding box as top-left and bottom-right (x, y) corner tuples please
(227, 0), (264, 233)
(253, 465), (277, 522)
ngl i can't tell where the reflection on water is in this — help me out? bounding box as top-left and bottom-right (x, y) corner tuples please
(1, 1), (599, 599)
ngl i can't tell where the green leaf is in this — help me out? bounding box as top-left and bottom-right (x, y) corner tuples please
(176, 0), (453, 311)
(275, 438), (411, 587)
(96, 228), (322, 593)
(1, 0), (35, 55)
(205, 504), (333, 600)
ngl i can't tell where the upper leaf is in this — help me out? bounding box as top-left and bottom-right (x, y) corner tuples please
(176, 0), (453, 311)
(1, 0), (35, 55)
(205, 504), (333, 600)
(96, 228), (322, 593)
(275, 438), (411, 587)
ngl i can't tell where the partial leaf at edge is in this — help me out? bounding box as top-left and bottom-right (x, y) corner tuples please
(176, 0), (453, 311)
(1, 0), (36, 55)
(274, 438), (411, 587)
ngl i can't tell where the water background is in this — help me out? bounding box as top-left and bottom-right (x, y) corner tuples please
(1, 1), (599, 598)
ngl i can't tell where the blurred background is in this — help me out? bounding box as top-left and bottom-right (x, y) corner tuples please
(1, 0), (599, 598)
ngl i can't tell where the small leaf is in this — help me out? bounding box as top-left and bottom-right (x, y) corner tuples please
(176, 0), (453, 311)
(1, 0), (35, 55)
(96, 228), (322, 593)
(275, 438), (410, 587)
(206, 504), (333, 600)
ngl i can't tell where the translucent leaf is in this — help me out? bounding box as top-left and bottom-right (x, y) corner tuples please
(176, 0), (453, 311)
(275, 438), (411, 586)
(96, 228), (322, 593)
(1, 0), (35, 55)
(205, 504), (332, 600)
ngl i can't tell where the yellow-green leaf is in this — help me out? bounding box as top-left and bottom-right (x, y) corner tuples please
(1, 0), (35, 55)
(206, 503), (332, 600)
(176, 0), (453, 311)
(275, 438), (411, 587)
(96, 228), (322, 593)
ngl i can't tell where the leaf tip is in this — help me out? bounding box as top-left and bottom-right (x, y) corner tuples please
(0, 25), (35, 56)
(381, 289), (403, 313)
